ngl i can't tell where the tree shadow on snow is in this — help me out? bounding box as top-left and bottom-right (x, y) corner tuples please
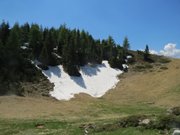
(43, 66), (61, 78)
(70, 76), (87, 89)
(81, 63), (106, 76)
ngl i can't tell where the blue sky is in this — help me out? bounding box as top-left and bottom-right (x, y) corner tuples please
(0, 0), (180, 57)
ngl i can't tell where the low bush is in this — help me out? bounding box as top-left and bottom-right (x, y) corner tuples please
(170, 107), (180, 116)
(159, 58), (171, 63)
(160, 66), (168, 70)
(134, 63), (153, 72)
(119, 115), (147, 127)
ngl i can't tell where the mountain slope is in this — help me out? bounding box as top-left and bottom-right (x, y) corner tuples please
(104, 58), (180, 107)
(0, 58), (179, 120)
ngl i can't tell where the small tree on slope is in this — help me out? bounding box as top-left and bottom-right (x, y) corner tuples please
(144, 45), (150, 61)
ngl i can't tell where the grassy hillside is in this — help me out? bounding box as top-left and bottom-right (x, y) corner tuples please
(0, 56), (179, 135)
(105, 58), (180, 107)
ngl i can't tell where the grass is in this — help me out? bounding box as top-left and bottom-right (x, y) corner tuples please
(158, 58), (171, 63)
(92, 127), (161, 135)
(0, 116), (166, 135)
(89, 102), (165, 116)
(0, 103), (166, 135)
(172, 85), (180, 93)
(0, 58), (179, 135)
(133, 63), (153, 72)
(0, 119), (83, 135)
(83, 114), (180, 135)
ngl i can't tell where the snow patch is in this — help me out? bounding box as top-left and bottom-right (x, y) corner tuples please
(173, 129), (180, 135)
(21, 46), (28, 50)
(127, 55), (132, 59)
(42, 61), (123, 100)
(52, 52), (62, 59)
(122, 64), (129, 69)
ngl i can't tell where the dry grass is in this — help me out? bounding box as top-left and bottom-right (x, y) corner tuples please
(104, 59), (180, 107)
(0, 59), (179, 120)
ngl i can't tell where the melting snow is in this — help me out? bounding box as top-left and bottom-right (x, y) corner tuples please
(42, 61), (123, 100)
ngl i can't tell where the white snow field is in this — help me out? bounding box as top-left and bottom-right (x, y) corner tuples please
(42, 61), (123, 100)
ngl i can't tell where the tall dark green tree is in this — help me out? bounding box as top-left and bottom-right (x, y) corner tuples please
(87, 35), (96, 63)
(0, 40), (4, 69)
(29, 24), (43, 58)
(75, 29), (85, 66)
(144, 45), (150, 61)
(2, 23), (24, 83)
(20, 23), (30, 44)
(39, 42), (50, 65)
(57, 24), (68, 56)
(107, 36), (115, 57)
(122, 37), (130, 56)
(79, 30), (88, 65)
(95, 39), (103, 64)
(101, 36), (115, 61)
(7, 23), (21, 49)
(62, 32), (80, 76)
(49, 27), (58, 50)
(0, 21), (10, 45)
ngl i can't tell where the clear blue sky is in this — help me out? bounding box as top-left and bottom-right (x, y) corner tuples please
(0, 0), (180, 52)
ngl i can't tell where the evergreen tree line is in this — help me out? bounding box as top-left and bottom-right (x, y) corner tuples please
(0, 22), (40, 95)
(0, 21), (131, 78)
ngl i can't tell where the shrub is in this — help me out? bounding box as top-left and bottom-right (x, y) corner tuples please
(134, 63), (153, 72)
(127, 57), (136, 64)
(119, 115), (147, 127)
(146, 115), (180, 130)
(109, 57), (123, 70)
(159, 58), (171, 63)
(160, 66), (168, 70)
(170, 107), (180, 116)
(144, 64), (153, 69)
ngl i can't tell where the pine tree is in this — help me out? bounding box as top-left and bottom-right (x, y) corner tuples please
(123, 37), (130, 55)
(61, 30), (81, 76)
(101, 36), (116, 61)
(75, 29), (84, 66)
(79, 30), (87, 65)
(39, 42), (49, 65)
(7, 23), (21, 50)
(101, 39), (108, 60)
(107, 36), (115, 58)
(0, 21), (10, 45)
(0, 40), (3, 68)
(29, 24), (43, 58)
(21, 23), (30, 44)
(49, 27), (58, 50)
(57, 24), (68, 56)
(4, 23), (24, 82)
(71, 29), (79, 66)
(144, 45), (150, 61)
(87, 35), (96, 63)
(95, 40), (103, 64)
